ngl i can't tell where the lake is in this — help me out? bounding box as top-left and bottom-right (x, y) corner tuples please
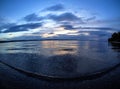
(0, 40), (120, 79)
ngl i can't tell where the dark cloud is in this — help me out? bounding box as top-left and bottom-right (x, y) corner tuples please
(79, 31), (109, 36)
(23, 13), (43, 22)
(94, 18), (120, 24)
(60, 24), (74, 30)
(1, 23), (16, 28)
(0, 17), (16, 33)
(59, 24), (116, 31)
(80, 27), (117, 31)
(43, 4), (65, 11)
(47, 12), (83, 22)
(23, 4), (65, 22)
(0, 23), (16, 32)
(4, 23), (42, 33)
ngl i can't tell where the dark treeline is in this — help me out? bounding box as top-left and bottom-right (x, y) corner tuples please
(108, 32), (120, 42)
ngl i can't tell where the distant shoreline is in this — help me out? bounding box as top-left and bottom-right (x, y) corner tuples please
(0, 39), (106, 43)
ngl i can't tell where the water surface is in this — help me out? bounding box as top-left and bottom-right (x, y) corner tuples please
(0, 40), (120, 79)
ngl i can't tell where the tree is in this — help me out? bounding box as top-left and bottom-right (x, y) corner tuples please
(108, 32), (120, 42)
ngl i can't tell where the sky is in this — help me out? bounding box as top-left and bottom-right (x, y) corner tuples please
(0, 0), (120, 41)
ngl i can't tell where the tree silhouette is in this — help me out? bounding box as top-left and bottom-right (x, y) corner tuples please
(108, 32), (120, 42)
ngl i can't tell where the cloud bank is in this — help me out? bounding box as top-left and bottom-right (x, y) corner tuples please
(0, 4), (118, 41)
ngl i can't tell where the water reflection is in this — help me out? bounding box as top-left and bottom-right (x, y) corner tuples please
(0, 41), (120, 79)
(0, 42), (36, 53)
(109, 42), (120, 52)
(109, 42), (120, 59)
(41, 41), (78, 55)
(0, 41), (78, 56)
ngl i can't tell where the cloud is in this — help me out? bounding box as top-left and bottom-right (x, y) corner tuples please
(41, 27), (79, 38)
(4, 23), (42, 33)
(86, 16), (96, 21)
(60, 24), (74, 30)
(49, 30), (110, 40)
(23, 4), (65, 22)
(1, 4), (118, 41)
(0, 23), (16, 32)
(59, 25), (117, 31)
(42, 4), (65, 11)
(79, 27), (118, 31)
(0, 17), (10, 27)
(47, 12), (83, 22)
(23, 13), (43, 22)
(79, 31), (109, 36)
(0, 17), (16, 33)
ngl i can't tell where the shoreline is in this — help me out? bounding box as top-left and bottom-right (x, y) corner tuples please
(0, 59), (120, 81)
(0, 39), (107, 43)
(1, 61), (120, 89)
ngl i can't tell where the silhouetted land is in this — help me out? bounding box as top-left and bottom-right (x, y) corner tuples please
(0, 39), (97, 43)
(0, 39), (40, 43)
(108, 32), (120, 42)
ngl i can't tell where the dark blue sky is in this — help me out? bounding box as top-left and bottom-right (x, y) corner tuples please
(0, 0), (120, 40)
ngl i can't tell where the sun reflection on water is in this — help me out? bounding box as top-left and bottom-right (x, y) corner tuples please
(0, 41), (79, 56)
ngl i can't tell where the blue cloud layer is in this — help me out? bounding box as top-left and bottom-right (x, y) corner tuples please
(23, 13), (43, 22)
(42, 4), (65, 11)
(47, 12), (82, 22)
(4, 23), (42, 33)
(0, 4), (119, 40)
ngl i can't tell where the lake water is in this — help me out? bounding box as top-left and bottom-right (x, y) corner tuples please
(0, 40), (120, 79)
